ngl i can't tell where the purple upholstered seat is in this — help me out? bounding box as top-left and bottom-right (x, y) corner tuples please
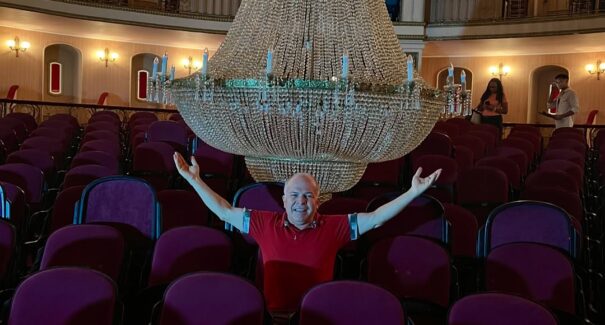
(193, 140), (236, 178)
(537, 159), (584, 186)
(148, 226), (232, 286)
(71, 151), (120, 175)
(75, 176), (161, 241)
(0, 117), (28, 142)
(351, 158), (405, 202)
(456, 166), (509, 225)
(548, 138), (587, 155)
(40, 224), (126, 281)
(542, 148), (584, 168)
(492, 146), (529, 175)
(444, 117), (472, 134)
(45, 113), (80, 130)
(91, 110), (121, 122)
(47, 186), (86, 233)
(20, 136), (65, 169)
(318, 197), (368, 215)
(63, 164), (115, 189)
(157, 190), (208, 231)
(146, 120), (188, 153)
(0, 127), (18, 153)
(6, 149), (55, 183)
(299, 281), (405, 325)
(485, 242), (576, 315)
(8, 267), (117, 325)
(133, 142), (177, 190)
(0, 220), (15, 285)
(4, 112), (37, 133)
(521, 187), (584, 225)
(452, 134), (487, 161)
(525, 169), (580, 194)
(478, 200), (579, 258)
(368, 236), (451, 308)
(410, 132), (454, 161)
(0, 163), (45, 205)
(500, 137), (535, 165)
(158, 272), (264, 325)
(448, 292), (558, 325)
(79, 139), (121, 158)
(81, 130), (120, 145)
(442, 203), (479, 258)
(365, 194), (448, 246)
(84, 121), (120, 135)
(88, 114), (121, 127)
(476, 156), (521, 191)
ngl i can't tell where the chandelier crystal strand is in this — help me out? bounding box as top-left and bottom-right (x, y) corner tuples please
(167, 0), (445, 194)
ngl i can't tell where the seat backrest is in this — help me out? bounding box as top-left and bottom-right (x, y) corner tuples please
(0, 163), (45, 204)
(538, 159), (583, 184)
(40, 224), (126, 281)
(453, 145), (474, 172)
(48, 186), (86, 233)
(233, 182), (285, 212)
(411, 132), (453, 159)
(63, 165), (116, 189)
(444, 118), (472, 133)
(159, 272), (264, 325)
(442, 203), (478, 258)
(146, 120), (188, 149)
(85, 121), (119, 135)
(81, 130), (120, 145)
(479, 200), (578, 258)
(299, 281), (405, 325)
(133, 142), (176, 173)
(492, 146), (529, 174)
(193, 140), (236, 177)
(148, 226), (232, 286)
(6, 149), (55, 178)
(157, 190), (208, 231)
(456, 166), (509, 225)
(452, 134), (486, 160)
(552, 127), (583, 138)
(79, 139), (121, 158)
(525, 169), (579, 193)
(365, 194), (448, 245)
(71, 151), (120, 175)
(0, 117), (27, 142)
(485, 242), (576, 314)
(476, 156), (521, 190)
(358, 158), (404, 185)
(448, 292), (558, 325)
(318, 197), (368, 215)
(500, 137), (535, 161)
(367, 235), (451, 307)
(0, 220), (15, 283)
(9, 267), (117, 325)
(521, 187), (584, 225)
(412, 154), (458, 185)
(5, 112), (36, 133)
(75, 176), (161, 241)
(92, 110), (120, 121)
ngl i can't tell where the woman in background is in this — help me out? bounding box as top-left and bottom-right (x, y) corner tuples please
(476, 78), (508, 132)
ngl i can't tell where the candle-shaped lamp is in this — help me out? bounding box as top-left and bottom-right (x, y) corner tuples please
(152, 57), (159, 79)
(265, 48), (273, 76)
(201, 48), (209, 77)
(170, 65), (175, 81)
(448, 63), (454, 78)
(406, 55), (414, 82)
(341, 49), (349, 80)
(161, 52), (168, 75)
(460, 70), (466, 91)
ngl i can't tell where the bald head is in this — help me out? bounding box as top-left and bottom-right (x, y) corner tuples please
(282, 173), (320, 229)
(284, 173), (319, 196)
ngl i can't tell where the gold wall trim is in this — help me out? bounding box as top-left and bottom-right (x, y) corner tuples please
(428, 12), (605, 27)
(427, 27), (605, 41)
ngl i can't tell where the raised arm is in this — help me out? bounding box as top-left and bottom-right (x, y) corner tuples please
(173, 152), (245, 231)
(356, 167), (441, 235)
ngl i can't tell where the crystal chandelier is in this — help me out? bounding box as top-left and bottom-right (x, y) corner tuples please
(155, 0), (445, 194)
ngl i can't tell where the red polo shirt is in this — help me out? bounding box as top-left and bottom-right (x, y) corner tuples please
(248, 210), (351, 312)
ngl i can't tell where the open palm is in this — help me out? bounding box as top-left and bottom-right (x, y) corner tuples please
(410, 167), (441, 197)
(173, 152), (200, 183)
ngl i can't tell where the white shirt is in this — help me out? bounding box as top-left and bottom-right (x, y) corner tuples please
(555, 88), (580, 129)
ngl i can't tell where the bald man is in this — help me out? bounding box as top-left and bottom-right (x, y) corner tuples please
(174, 152), (441, 313)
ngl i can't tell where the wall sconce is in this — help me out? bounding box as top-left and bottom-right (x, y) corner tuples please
(585, 60), (605, 80)
(6, 37), (30, 57)
(489, 63), (510, 79)
(97, 48), (118, 67)
(182, 56), (201, 74)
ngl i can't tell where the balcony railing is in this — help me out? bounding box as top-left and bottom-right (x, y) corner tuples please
(429, 0), (605, 24)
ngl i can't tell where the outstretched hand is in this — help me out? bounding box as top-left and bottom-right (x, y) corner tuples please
(410, 167), (441, 197)
(173, 152), (200, 183)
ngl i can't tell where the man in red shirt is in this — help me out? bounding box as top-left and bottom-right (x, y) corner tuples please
(173, 153), (441, 313)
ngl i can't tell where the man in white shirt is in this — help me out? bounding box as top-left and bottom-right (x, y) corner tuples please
(541, 74), (580, 129)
